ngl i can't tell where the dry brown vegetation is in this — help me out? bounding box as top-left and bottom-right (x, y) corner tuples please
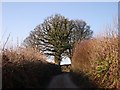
(71, 31), (119, 88)
(2, 20), (120, 89)
(2, 47), (62, 88)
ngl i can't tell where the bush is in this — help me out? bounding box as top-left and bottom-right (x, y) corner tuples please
(71, 34), (119, 88)
(2, 47), (62, 88)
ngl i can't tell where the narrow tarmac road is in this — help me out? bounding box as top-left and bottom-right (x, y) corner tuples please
(47, 73), (79, 88)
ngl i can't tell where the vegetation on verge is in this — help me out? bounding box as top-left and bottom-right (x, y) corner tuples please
(71, 30), (119, 88)
(2, 14), (119, 89)
(2, 47), (62, 88)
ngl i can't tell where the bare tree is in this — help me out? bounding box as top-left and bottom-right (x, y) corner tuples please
(24, 14), (93, 65)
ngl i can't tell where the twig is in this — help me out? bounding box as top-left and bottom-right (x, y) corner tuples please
(2, 33), (11, 51)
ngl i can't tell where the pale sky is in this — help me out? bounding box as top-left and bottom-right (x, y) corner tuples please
(1, 1), (118, 64)
(2, 2), (118, 45)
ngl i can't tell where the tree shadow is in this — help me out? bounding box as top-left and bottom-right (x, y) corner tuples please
(2, 54), (62, 88)
(2, 53), (98, 89)
(69, 71), (98, 89)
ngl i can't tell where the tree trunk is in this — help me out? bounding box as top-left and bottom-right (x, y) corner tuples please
(54, 52), (61, 66)
(54, 59), (61, 66)
(68, 48), (73, 60)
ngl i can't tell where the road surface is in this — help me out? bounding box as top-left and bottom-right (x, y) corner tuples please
(47, 73), (78, 88)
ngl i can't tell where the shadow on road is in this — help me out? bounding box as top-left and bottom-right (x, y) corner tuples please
(47, 72), (98, 89)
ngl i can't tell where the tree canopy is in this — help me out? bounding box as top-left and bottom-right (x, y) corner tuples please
(24, 14), (93, 65)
